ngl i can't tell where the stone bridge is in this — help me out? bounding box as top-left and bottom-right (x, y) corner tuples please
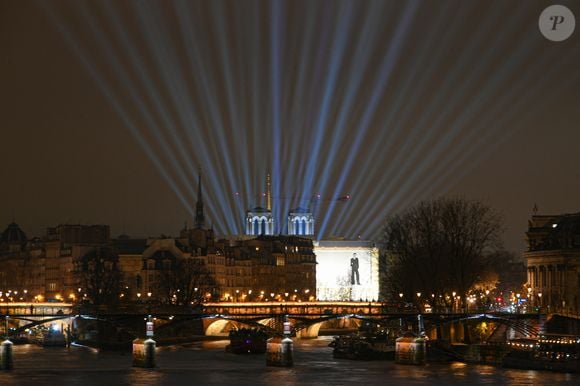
(0, 301), (550, 342)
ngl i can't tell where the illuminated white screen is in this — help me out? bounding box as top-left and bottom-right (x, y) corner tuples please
(314, 241), (379, 301)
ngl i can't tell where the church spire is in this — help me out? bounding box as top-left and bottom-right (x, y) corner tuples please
(266, 173), (272, 211)
(195, 169), (205, 228)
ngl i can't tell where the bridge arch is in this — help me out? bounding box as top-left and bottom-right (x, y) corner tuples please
(6, 315), (74, 337)
(422, 314), (541, 342)
(203, 316), (275, 336)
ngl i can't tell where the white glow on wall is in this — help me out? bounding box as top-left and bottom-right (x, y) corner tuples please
(314, 241), (379, 301)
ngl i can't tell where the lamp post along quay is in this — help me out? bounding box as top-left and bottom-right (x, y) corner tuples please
(132, 315), (156, 368)
(266, 317), (294, 367)
(1, 316), (13, 370)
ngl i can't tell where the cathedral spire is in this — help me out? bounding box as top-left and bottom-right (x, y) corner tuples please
(195, 169), (205, 228)
(266, 173), (272, 211)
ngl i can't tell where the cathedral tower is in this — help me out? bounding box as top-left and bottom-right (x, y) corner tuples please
(245, 173), (274, 235)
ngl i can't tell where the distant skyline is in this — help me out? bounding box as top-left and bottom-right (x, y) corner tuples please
(1, 0), (579, 252)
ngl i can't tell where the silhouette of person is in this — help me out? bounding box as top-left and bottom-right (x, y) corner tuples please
(350, 253), (360, 285)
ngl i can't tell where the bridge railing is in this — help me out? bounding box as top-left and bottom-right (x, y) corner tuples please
(202, 301), (390, 316)
(0, 302), (73, 316)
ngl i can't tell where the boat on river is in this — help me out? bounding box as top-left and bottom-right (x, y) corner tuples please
(502, 335), (580, 373)
(330, 333), (395, 360)
(33, 330), (67, 347)
(226, 328), (268, 354)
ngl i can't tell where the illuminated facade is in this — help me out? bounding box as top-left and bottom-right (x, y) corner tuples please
(245, 173), (274, 235)
(523, 212), (580, 313)
(287, 207), (314, 236)
(240, 173), (378, 301)
(314, 240), (379, 301)
(245, 207), (274, 236)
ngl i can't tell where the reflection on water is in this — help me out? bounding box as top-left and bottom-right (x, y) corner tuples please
(0, 337), (578, 386)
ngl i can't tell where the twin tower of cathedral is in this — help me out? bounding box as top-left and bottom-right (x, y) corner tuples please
(244, 174), (315, 236)
(194, 172), (315, 237)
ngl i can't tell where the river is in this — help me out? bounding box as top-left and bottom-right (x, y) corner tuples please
(1, 337), (578, 385)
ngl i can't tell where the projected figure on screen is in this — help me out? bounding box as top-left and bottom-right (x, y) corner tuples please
(350, 253), (360, 285)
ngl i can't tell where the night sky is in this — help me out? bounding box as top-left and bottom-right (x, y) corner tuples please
(1, 0), (579, 252)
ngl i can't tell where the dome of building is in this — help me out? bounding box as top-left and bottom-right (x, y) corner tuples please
(1, 222), (28, 247)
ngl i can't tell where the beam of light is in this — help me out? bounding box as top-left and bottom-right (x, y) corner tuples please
(318, 0), (420, 237)
(293, 3), (334, 197)
(249, 3), (265, 208)
(308, 3), (386, 210)
(130, 1), (238, 233)
(74, 2), (202, 209)
(172, 0), (243, 232)
(270, 0), (283, 233)
(318, 1), (421, 236)
(206, 1), (248, 232)
(301, 1), (355, 203)
(227, 1), (255, 224)
(373, 2), (532, 210)
(337, 3), (511, 235)
(373, 42), (580, 234)
(39, 3), (194, 219)
(137, 1), (247, 233)
(88, 3), (233, 234)
(326, 0), (462, 235)
(40, 1), (579, 241)
(361, 41), (580, 240)
(282, 5), (321, 215)
(340, 2), (534, 237)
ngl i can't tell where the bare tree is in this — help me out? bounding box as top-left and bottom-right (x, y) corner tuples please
(158, 257), (217, 307)
(77, 246), (122, 305)
(379, 197), (504, 310)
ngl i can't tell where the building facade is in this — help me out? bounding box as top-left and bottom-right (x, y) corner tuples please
(0, 172), (378, 305)
(245, 173), (275, 236)
(287, 207), (314, 236)
(523, 212), (580, 314)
